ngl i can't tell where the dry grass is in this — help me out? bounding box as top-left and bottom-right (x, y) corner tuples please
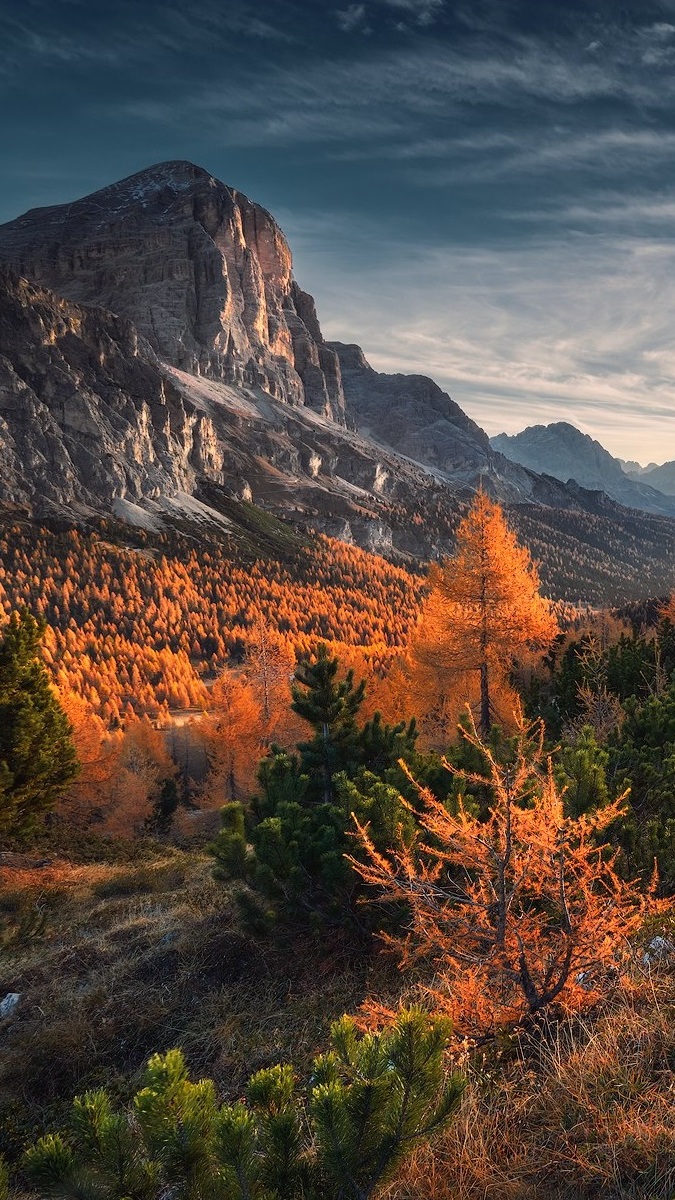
(0, 851), (385, 1162)
(385, 971), (675, 1200)
(2, 852), (674, 1199)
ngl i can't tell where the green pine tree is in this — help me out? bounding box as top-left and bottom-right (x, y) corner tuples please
(22, 1010), (464, 1200)
(213, 650), (421, 925)
(557, 726), (611, 818)
(608, 683), (675, 887)
(291, 643), (366, 805)
(0, 610), (79, 843)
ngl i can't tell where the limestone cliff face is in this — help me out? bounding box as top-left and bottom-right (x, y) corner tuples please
(0, 161), (346, 424)
(0, 265), (223, 512)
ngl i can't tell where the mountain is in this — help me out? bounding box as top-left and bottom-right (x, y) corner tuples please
(618, 458), (657, 477)
(491, 422), (675, 518)
(0, 160), (345, 424)
(330, 342), (489, 475)
(627, 461), (675, 496)
(2, 161), (675, 602)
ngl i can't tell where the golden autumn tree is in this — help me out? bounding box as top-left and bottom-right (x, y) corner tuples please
(352, 714), (660, 1039)
(54, 687), (116, 825)
(101, 717), (177, 837)
(202, 669), (263, 804)
(412, 491), (558, 738)
(245, 617), (297, 747)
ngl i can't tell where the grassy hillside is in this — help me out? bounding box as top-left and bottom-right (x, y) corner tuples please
(1, 848), (674, 1199)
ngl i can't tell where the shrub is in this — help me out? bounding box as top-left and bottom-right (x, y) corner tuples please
(23, 1009), (464, 1200)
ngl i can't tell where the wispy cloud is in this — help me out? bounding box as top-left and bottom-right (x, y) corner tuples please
(0, 11), (124, 67)
(290, 221), (675, 461)
(110, 39), (630, 153)
(507, 193), (675, 229)
(336, 4), (371, 34)
(0, 0), (294, 77)
(405, 128), (675, 187)
(378, 0), (445, 26)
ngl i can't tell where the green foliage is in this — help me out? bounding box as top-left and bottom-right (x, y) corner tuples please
(0, 1156), (8, 1200)
(309, 1009), (462, 1199)
(608, 684), (675, 887)
(147, 776), (181, 835)
(23, 1010), (464, 1200)
(251, 793), (354, 922)
(210, 801), (250, 880)
(540, 635), (589, 734)
(213, 649), (419, 926)
(556, 726), (611, 818)
(435, 719), (523, 820)
(358, 713), (417, 778)
(291, 643), (366, 805)
(606, 634), (656, 701)
(0, 609), (79, 842)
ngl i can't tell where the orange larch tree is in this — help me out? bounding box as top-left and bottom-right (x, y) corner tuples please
(202, 669), (263, 804)
(351, 714), (660, 1039)
(245, 617), (296, 747)
(412, 490), (558, 738)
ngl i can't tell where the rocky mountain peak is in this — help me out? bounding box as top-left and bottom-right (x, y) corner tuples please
(0, 162), (346, 424)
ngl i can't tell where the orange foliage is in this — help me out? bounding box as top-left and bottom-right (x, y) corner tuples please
(55, 712), (177, 837)
(410, 492), (557, 741)
(352, 713), (660, 1040)
(244, 618), (298, 747)
(96, 717), (177, 838)
(200, 670), (264, 805)
(55, 688), (117, 824)
(0, 525), (422, 727)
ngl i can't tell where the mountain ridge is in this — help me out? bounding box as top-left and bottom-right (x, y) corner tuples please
(2, 162), (675, 601)
(0, 160), (347, 423)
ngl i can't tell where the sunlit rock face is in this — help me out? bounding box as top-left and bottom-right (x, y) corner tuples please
(0, 161), (346, 424)
(0, 265), (223, 512)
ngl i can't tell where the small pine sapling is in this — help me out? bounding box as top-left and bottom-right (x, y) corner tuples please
(23, 1010), (464, 1200)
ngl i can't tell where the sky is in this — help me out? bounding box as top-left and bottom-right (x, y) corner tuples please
(2, 0), (675, 463)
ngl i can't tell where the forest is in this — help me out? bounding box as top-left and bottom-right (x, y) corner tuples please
(1, 493), (675, 1200)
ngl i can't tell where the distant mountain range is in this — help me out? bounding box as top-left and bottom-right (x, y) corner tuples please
(2, 160), (675, 602)
(624, 460), (675, 496)
(491, 423), (675, 518)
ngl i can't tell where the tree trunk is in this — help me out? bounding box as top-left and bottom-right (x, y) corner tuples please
(480, 661), (491, 738)
(322, 720), (332, 804)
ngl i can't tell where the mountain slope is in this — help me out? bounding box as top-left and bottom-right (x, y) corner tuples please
(631, 461), (675, 496)
(491, 422), (675, 517)
(0, 265), (225, 513)
(331, 341), (489, 473)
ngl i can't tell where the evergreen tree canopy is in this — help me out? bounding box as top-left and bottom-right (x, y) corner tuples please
(211, 648), (419, 925)
(557, 727), (611, 819)
(23, 1010), (464, 1200)
(608, 683), (675, 887)
(0, 610), (78, 842)
(291, 643), (365, 804)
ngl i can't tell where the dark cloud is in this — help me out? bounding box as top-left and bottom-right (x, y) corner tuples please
(2, 0), (675, 458)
